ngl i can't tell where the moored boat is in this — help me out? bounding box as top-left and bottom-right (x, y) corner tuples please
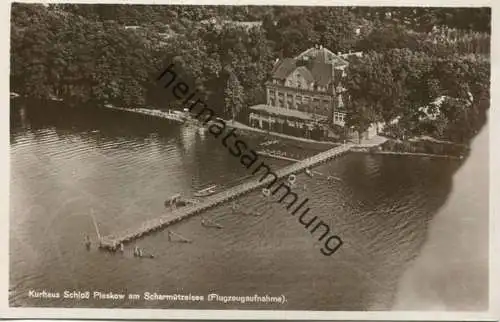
(193, 184), (217, 197)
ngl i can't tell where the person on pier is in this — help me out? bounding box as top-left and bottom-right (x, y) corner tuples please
(231, 201), (240, 213)
(84, 234), (91, 250)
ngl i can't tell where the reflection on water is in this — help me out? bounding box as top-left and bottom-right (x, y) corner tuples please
(10, 100), (477, 311)
(393, 121), (489, 311)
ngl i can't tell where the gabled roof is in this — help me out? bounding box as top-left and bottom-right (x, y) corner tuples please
(271, 46), (353, 87)
(296, 47), (349, 68)
(294, 66), (315, 84)
(272, 58), (297, 80)
(309, 55), (334, 87)
(272, 58), (334, 87)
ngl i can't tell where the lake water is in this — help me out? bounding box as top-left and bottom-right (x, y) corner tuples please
(10, 100), (483, 311)
(392, 118), (489, 311)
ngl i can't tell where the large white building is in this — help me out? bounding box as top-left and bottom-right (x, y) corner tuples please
(248, 45), (363, 139)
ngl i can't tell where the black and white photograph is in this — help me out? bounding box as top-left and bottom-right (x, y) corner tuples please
(5, 0), (494, 317)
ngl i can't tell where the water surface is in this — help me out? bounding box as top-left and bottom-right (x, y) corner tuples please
(10, 100), (468, 310)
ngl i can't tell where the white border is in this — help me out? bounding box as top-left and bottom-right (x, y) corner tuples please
(1, 0), (498, 320)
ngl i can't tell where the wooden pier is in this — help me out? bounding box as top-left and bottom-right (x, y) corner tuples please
(256, 150), (301, 162)
(104, 104), (187, 123)
(98, 143), (353, 250)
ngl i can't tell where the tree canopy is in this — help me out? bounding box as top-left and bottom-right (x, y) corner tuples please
(11, 4), (490, 144)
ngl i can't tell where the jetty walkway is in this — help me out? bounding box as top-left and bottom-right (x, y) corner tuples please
(98, 143), (353, 250)
(104, 104), (187, 122)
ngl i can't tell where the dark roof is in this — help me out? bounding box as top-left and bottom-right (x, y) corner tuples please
(272, 58), (333, 87)
(271, 47), (352, 87)
(310, 55), (334, 87)
(296, 47), (349, 67)
(271, 58), (297, 80)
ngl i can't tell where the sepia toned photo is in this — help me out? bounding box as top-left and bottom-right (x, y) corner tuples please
(7, 1), (491, 315)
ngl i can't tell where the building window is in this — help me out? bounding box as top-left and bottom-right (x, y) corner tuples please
(278, 92), (285, 108)
(287, 95), (293, 108)
(334, 112), (345, 124)
(338, 95), (344, 108)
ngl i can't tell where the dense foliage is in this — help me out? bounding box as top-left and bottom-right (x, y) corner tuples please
(11, 4), (490, 144)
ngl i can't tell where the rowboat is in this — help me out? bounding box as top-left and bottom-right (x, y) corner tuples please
(193, 184), (217, 197)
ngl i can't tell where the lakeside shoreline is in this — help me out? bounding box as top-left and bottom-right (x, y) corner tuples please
(99, 103), (467, 159)
(10, 98), (470, 160)
(351, 150), (463, 160)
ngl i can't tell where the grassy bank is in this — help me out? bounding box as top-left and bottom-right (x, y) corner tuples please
(378, 138), (469, 158)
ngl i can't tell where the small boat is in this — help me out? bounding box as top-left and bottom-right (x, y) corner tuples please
(49, 94), (63, 102)
(201, 218), (223, 229)
(240, 210), (261, 217)
(259, 139), (279, 147)
(167, 230), (193, 243)
(194, 184), (217, 197)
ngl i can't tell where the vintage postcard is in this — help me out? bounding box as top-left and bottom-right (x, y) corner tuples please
(1, 0), (498, 320)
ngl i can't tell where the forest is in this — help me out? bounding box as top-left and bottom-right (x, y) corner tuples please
(10, 4), (490, 144)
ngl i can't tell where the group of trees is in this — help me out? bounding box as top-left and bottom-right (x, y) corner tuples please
(11, 4), (164, 107)
(10, 3), (490, 144)
(343, 37), (490, 144)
